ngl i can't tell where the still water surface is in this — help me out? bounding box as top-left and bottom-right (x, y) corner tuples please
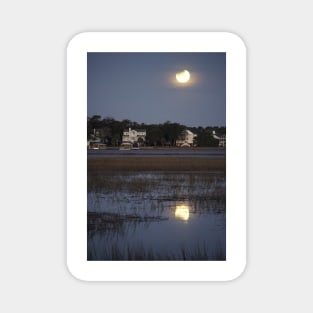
(88, 148), (225, 159)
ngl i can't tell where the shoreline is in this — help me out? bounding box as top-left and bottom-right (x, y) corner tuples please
(89, 146), (225, 151)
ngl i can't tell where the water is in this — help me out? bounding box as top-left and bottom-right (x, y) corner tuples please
(87, 171), (226, 260)
(87, 148), (225, 159)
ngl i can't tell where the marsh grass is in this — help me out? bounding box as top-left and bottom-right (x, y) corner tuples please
(88, 211), (168, 232)
(88, 171), (225, 199)
(88, 171), (226, 220)
(88, 156), (225, 172)
(87, 243), (226, 261)
(88, 173), (160, 193)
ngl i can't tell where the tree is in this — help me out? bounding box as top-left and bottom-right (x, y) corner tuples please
(87, 116), (224, 147)
(146, 126), (163, 146)
(137, 137), (144, 147)
(111, 134), (120, 146)
(87, 115), (102, 139)
(161, 122), (184, 146)
(196, 130), (219, 147)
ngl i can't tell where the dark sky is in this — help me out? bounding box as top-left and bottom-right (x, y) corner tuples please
(87, 52), (226, 127)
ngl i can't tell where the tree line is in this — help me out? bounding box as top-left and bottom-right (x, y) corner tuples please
(87, 115), (226, 147)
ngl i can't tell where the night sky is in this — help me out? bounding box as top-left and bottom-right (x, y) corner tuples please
(87, 53), (226, 127)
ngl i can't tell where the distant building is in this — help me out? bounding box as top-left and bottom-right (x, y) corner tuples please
(87, 128), (105, 149)
(218, 135), (226, 147)
(121, 128), (146, 147)
(87, 140), (106, 150)
(176, 129), (197, 147)
(212, 131), (226, 147)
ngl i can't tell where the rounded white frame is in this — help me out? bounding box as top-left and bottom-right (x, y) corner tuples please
(67, 32), (246, 281)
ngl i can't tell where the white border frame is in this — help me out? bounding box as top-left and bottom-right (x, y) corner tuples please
(67, 32), (246, 281)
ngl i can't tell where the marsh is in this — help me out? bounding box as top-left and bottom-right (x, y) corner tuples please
(87, 153), (226, 261)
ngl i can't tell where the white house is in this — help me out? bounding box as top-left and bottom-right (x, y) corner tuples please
(176, 129), (197, 147)
(121, 128), (146, 147)
(212, 131), (226, 147)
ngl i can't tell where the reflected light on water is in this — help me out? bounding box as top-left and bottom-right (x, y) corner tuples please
(175, 205), (190, 221)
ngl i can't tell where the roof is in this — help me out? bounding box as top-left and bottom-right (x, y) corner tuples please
(123, 128), (146, 132)
(185, 130), (194, 135)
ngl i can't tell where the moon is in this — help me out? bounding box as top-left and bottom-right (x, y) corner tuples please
(175, 205), (190, 221)
(176, 70), (190, 83)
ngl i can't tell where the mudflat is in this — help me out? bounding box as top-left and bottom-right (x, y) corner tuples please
(88, 156), (226, 172)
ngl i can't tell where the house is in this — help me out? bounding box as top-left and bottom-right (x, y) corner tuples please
(176, 129), (197, 147)
(87, 140), (106, 150)
(212, 131), (226, 147)
(121, 127), (146, 147)
(218, 135), (226, 147)
(87, 128), (106, 149)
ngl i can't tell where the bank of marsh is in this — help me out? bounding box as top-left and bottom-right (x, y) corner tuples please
(88, 156), (225, 172)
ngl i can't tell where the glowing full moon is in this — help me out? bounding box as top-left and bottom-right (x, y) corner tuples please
(176, 70), (190, 83)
